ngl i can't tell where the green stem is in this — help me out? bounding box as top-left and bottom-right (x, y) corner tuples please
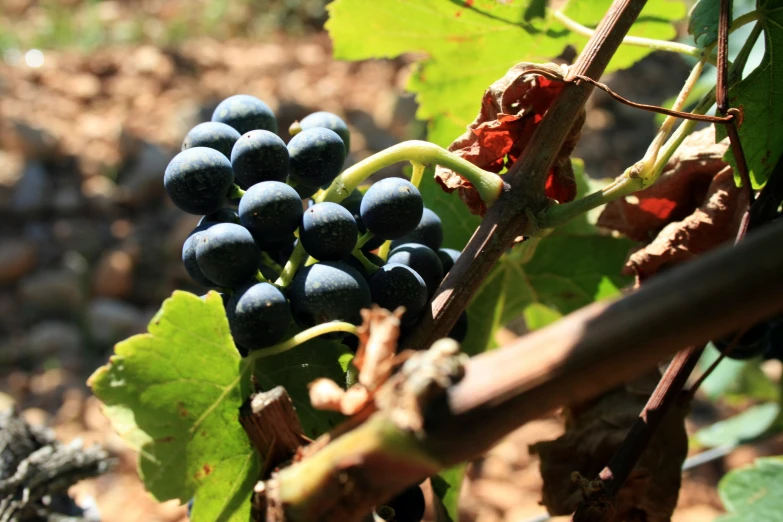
(409, 161), (425, 188)
(259, 252), (284, 275)
(316, 141), (503, 208)
(730, 11), (760, 33)
(227, 184), (245, 199)
(275, 241), (307, 287)
(356, 231), (375, 250)
(377, 240), (392, 261)
(247, 321), (358, 361)
(551, 9), (703, 59)
(351, 250), (381, 275)
(254, 270), (268, 283)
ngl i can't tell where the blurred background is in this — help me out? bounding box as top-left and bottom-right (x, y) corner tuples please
(0, 1), (756, 521)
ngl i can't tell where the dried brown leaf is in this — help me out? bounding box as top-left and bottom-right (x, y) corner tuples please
(530, 373), (688, 521)
(355, 306), (404, 391)
(435, 63), (584, 215)
(624, 165), (748, 280)
(598, 127), (730, 242)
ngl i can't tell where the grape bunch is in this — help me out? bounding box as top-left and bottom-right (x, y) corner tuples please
(165, 94), (468, 353)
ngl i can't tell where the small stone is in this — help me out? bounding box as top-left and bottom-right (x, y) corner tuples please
(92, 249), (134, 299)
(20, 269), (85, 315)
(12, 160), (52, 216)
(53, 185), (83, 214)
(12, 121), (58, 159)
(87, 299), (145, 346)
(27, 321), (83, 358)
(0, 238), (37, 285)
(118, 142), (171, 205)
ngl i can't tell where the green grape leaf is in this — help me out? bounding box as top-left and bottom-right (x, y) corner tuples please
(715, 0), (783, 188)
(523, 302), (563, 330)
(327, 0), (684, 147)
(462, 233), (633, 355)
(431, 464), (467, 522)
(693, 402), (780, 449)
(253, 334), (350, 440)
(688, 0), (723, 48)
(88, 291), (258, 522)
(559, 0), (687, 73)
(717, 457), (783, 521)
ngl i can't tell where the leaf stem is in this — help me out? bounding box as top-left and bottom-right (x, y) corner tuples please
(356, 231), (375, 250)
(227, 184), (245, 199)
(551, 9), (703, 59)
(540, 56), (710, 228)
(247, 322), (358, 361)
(275, 241), (307, 287)
(351, 249), (381, 275)
(315, 141), (503, 209)
(409, 161), (426, 188)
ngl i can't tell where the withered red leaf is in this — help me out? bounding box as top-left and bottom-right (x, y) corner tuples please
(436, 63), (584, 215)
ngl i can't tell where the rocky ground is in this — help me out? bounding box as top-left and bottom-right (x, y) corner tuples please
(0, 31), (770, 522)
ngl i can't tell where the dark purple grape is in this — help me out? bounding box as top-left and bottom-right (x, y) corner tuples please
(387, 243), (444, 296)
(380, 485), (425, 522)
(198, 208), (240, 226)
(448, 311), (468, 343)
(369, 264), (428, 320)
(287, 128), (346, 188)
(289, 261), (371, 330)
(438, 248), (461, 274)
(212, 94), (277, 135)
(298, 111), (350, 153)
(390, 208), (443, 251)
(182, 122), (241, 160)
(231, 130), (289, 188)
(360, 178), (423, 240)
(194, 223), (261, 288)
(238, 181), (302, 245)
(713, 322), (770, 360)
(227, 282), (291, 350)
(300, 202), (358, 261)
(182, 224), (216, 287)
(164, 147), (234, 215)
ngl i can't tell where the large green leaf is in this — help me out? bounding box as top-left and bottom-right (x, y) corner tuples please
(559, 0), (687, 73)
(327, 0), (686, 147)
(462, 233), (633, 354)
(694, 402), (780, 449)
(715, 0), (783, 188)
(431, 464), (467, 522)
(88, 291), (258, 522)
(688, 0), (723, 48)
(89, 291), (352, 521)
(717, 457), (783, 521)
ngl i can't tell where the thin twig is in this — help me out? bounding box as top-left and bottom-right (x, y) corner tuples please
(571, 345), (705, 520)
(716, 0), (754, 204)
(686, 327), (748, 401)
(405, 0), (652, 349)
(526, 68), (734, 124)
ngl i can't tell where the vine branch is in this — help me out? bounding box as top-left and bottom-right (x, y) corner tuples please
(263, 218), (783, 522)
(404, 0), (652, 349)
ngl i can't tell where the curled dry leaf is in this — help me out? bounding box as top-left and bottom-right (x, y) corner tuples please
(355, 306), (404, 390)
(435, 62), (584, 215)
(309, 306), (403, 416)
(597, 126), (731, 241)
(623, 165), (748, 280)
(529, 373), (688, 521)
